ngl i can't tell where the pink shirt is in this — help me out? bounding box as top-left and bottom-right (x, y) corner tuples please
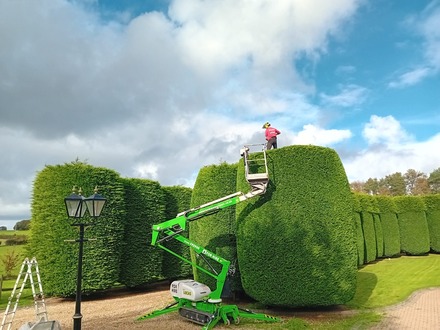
(265, 127), (281, 140)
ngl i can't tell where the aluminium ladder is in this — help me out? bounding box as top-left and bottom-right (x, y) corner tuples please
(1, 257), (48, 330)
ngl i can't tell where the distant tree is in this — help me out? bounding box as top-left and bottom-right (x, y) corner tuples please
(1, 250), (21, 278)
(404, 169), (427, 195)
(428, 168), (440, 193)
(0, 226), (7, 231)
(350, 181), (364, 193)
(364, 178), (379, 194)
(377, 178), (391, 195)
(382, 172), (406, 196)
(413, 177), (431, 195)
(13, 219), (30, 230)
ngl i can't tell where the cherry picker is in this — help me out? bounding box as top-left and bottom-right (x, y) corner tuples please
(137, 144), (280, 329)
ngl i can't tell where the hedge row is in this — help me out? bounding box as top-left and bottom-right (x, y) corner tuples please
(30, 162), (192, 296)
(354, 193), (440, 267)
(31, 153), (440, 307)
(30, 162), (126, 296)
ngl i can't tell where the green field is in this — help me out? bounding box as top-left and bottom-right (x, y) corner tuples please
(0, 230), (33, 309)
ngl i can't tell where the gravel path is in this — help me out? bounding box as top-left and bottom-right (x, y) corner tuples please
(2, 286), (440, 329)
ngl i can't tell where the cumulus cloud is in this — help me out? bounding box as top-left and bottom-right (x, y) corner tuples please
(344, 132), (440, 182)
(342, 114), (440, 182)
(292, 124), (352, 146)
(362, 115), (412, 146)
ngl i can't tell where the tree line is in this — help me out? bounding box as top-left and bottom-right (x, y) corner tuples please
(350, 167), (440, 196)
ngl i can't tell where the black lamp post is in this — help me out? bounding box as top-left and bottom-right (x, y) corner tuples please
(64, 186), (106, 330)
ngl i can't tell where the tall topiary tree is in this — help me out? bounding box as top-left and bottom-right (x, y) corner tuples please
(422, 194), (440, 253)
(189, 162), (239, 295)
(375, 196), (400, 257)
(119, 178), (166, 287)
(356, 194), (377, 263)
(395, 196), (429, 255)
(29, 162), (125, 296)
(161, 185), (193, 280)
(236, 145), (357, 307)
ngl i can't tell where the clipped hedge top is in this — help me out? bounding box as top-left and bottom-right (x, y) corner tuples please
(354, 193), (379, 213)
(394, 195), (427, 213)
(422, 194), (440, 211)
(375, 195), (398, 213)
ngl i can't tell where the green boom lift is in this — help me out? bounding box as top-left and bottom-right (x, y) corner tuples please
(137, 144), (280, 329)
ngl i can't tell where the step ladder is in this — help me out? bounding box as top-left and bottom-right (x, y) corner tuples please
(1, 257), (48, 330)
(240, 144), (269, 194)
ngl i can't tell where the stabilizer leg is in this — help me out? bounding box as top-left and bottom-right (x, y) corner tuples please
(136, 300), (181, 321)
(237, 307), (280, 322)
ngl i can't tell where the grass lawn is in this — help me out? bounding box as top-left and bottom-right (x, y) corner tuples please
(347, 254), (440, 309)
(244, 254), (440, 329)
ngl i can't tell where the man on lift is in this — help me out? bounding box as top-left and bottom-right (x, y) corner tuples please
(262, 122), (281, 149)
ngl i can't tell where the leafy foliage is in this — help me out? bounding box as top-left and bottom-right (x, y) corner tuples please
(375, 196), (400, 257)
(119, 178), (166, 287)
(422, 194), (440, 253)
(29, 162), (126, 296)
(161, 185), (193, 280)
(1, 250), (21, 278)
(13, 220), (30, 230)
(189, 163), (239, 296)
(428, 168), (440, 193)
(373, 214), (384, 258)
(356, 194), (377, 263)
(236, 145), (357, 306)
(394, 196), (429, 255)
(351, 194), (365, 266)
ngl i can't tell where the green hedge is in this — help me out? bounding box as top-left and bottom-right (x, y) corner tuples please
(352, 194), (365, 266)
(30, 162), (125, 296)
(189, 163), (239, 295)
(395, 196), (429, 255)
(422, 194), (440, 253)
(375, 196), (400, 257)
(119, 178), (166, 287)
(356, 194), (377, 263)
(236, 145), (357, 306)
(161, 186), (193, 279)
(373, 213), (384, 258)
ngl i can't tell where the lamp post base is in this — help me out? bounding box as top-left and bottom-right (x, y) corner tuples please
(73, 313), (82, 330)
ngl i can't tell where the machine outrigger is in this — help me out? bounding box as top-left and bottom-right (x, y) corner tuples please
(137, 144), (280, 329)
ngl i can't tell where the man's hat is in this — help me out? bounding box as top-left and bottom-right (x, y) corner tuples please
(262, 122), (270, 129)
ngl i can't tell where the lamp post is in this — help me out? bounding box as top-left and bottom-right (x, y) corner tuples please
(64, 186), (106, 330)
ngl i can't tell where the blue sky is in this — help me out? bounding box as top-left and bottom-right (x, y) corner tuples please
(0, 0), (439, 229)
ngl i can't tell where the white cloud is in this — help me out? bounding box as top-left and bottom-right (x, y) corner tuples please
(343, 115), (439, 182)
(320, 84), (369, 107)
(344, 132), (440, 182)
(420, 2), (440, 69)
(292, 124), (352, 146)
(389, 2), (440, 89)
(388, 67), (432, 89)
(362, 115), (412, 146)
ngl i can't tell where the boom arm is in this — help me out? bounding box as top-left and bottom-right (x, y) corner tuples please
(150, 145), (269, 301)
